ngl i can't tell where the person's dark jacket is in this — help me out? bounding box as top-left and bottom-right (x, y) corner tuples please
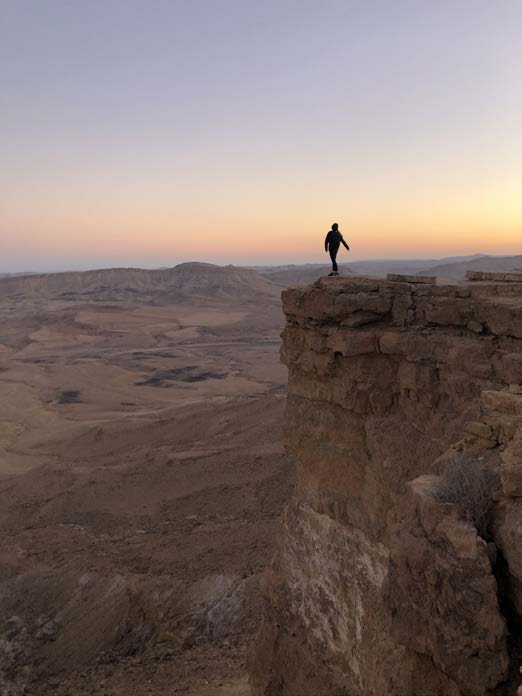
(325, 230), (350, 252)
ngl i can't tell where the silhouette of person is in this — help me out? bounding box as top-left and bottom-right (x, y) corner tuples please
(324, 223), (350, 275)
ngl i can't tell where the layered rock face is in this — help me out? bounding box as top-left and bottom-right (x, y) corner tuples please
(251, 276), (522, 695)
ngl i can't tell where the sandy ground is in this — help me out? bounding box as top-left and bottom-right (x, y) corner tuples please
(0, 284), (293, 695)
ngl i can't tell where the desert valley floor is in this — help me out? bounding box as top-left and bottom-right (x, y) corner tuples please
(0, 264), (294, 695)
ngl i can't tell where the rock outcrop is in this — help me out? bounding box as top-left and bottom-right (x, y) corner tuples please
(251, 275), (522, 695)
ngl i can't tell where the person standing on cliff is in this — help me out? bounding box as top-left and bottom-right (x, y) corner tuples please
(325, 223), (350, 276)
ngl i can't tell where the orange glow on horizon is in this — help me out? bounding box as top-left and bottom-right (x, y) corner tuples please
(4, 151), (521, 267)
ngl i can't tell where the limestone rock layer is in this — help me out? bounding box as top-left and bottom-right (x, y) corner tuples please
(251, 276), (522, 696)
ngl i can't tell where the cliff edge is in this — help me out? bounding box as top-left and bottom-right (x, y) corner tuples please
(250, 275), (522, 695)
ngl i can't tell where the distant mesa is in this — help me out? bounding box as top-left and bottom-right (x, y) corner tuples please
(2, 254), (522, 300)
(0, 262), (281, 303)
(416, 254), (522, 281)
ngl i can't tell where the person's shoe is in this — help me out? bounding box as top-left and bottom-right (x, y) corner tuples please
(328, 271), (339, 277)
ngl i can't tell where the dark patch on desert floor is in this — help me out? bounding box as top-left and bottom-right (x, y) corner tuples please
(58, 389), (82, 404)
(136, 367), (229, 387)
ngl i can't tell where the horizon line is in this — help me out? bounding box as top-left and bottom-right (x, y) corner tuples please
(3, 251), (522, 276)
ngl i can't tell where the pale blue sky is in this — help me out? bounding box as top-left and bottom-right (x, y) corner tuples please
(1, 0), (521, 271)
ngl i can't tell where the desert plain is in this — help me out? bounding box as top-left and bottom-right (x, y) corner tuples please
(0, 263), (294, 696)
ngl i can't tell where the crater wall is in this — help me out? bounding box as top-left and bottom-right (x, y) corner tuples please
(251, 276), (522, 695)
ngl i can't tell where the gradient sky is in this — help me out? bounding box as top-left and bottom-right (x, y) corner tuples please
(1, 0), (521, 271)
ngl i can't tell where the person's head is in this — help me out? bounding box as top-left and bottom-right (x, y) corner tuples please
(331, 223), (338, 231)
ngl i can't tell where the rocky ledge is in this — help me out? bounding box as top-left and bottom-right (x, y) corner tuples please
(250, 275), (522, 696)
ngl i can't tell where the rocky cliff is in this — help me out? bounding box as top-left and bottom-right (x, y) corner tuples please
(250, 275), (522, 695)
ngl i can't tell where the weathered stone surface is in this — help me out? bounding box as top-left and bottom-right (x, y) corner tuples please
(464, 421), (496, 442)
(499, 428), (522, 496)
(467, 270), (522, 282)
(495, 352), (522, 384)
(386, 476), (507, 694)
(483, 390), (522, 416)
(386, 273), (436, 284)
(251, 276), (522, 696)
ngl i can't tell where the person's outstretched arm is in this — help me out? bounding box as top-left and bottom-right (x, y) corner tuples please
(340, 235), (350, 251)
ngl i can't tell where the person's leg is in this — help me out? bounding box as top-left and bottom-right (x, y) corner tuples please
(329, 248), (338, 273)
